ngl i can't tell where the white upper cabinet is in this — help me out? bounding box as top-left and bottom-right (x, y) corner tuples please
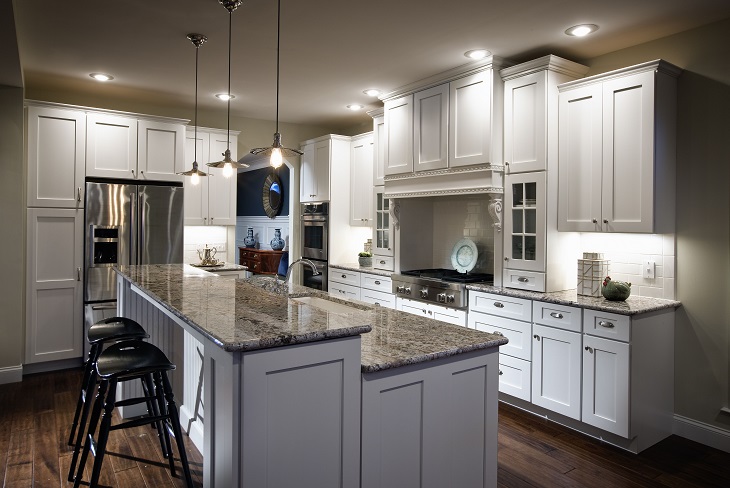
(350, 133), (374, 226)
(183, 127), (238, 226)
(26, 105), (86, 208)
(300, 138), (331, 203)
(383, 94), (414, 176)
(371, 113), (385, 186)
(558, 60), (680, 233)
(449, 70), (494, 168)
(413, 84), (448, 172)
(503, 72), (546, 173)
(87, 112), (186, 182)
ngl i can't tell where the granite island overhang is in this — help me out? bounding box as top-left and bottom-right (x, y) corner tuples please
(114, 264), (507, 488)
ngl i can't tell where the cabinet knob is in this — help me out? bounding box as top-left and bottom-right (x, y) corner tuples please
(499, 370), (503, 376)
(598, 321), (615, 328)
(585, 346), (594, 353)
(422, 309), (427, 314)
(210, 217), (214, 222)
(592, 218), (598, 224)
(140, 170), (144, 175)
(341, 274), (346, 278)
(517, 277), (529, 283)
(493, 302), (504, 308)
(504, 162), (510, 173)
(379, 260), (386, 264)
(374, 280), (381, 285)
(504, 257), (509, 261)
(131, 169), (135, 176)
(603, 219), (609, 224)
(533, 334), (540, 341)
(427, 310), (432, 315)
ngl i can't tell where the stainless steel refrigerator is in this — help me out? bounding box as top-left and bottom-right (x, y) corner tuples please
(83, 180), (184, 353)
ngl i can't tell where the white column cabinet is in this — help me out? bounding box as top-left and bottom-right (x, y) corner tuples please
(413, 84), (448, 172)
(383, 94), (414, 176)
(503, 172), (546, 274)
(300, 139), (331, 202)
(26, 105), (86, 209)
(558, 60), (680, 233)
(503, 71), (546, 173)
(371, 112), (385, 186)
(350, 133), (374, 226)
(372, 189), (394, 259)
(26, 208), (83, 363)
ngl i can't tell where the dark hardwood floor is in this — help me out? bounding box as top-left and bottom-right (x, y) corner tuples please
(2, 368), (729, 487)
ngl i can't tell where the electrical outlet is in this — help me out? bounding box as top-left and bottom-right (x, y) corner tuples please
(643, 260), (656, 279)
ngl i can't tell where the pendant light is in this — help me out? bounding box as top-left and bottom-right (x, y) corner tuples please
(250, 0), (303, 168)
(207, 0), (249, 177)
(177, 33), (209, 185)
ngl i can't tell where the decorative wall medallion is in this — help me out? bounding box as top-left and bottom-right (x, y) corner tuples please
(262, 173), (283, 219)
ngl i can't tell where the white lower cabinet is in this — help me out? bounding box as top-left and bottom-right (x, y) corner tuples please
(360, 288), (396, 309)
(26, 208), (83, 363)
(496, 354), (532, 402)
(329, 268), (396, 309)
(396, 297), (467, 326)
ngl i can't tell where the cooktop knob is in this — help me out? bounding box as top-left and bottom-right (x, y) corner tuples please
(420, 289), (429, 298)
(405, 287), (412, 295)
(397, 286), (405, 293)
(446, 295), (455, 303)
(437, 293), (446, 303)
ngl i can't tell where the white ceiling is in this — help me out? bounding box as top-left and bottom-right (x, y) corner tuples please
(12, 0), (730, 130)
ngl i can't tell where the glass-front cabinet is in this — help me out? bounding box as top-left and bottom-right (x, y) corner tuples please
(504, 172), (545, 272)
(372, 188), (394, 257)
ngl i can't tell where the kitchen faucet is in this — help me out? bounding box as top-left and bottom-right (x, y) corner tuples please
(279, 258), (320, 283)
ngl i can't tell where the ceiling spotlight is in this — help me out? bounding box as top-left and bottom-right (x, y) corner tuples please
(347, 104), (364, 111)
(363, 89), (381, 97)
(565, 24), (599, 37)
(216, 93), (236, 100)
(89, 73), (114, 82)
(464, 49), (490, 60)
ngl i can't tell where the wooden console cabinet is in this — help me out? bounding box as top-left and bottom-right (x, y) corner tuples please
(239, 248), (285, 275)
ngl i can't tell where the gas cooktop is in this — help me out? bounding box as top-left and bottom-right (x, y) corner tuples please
(392, 268), (494, 309)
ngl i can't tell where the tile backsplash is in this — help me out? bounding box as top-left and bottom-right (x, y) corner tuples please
(578, 233), (676, 300)
(183, 226), (228, 264)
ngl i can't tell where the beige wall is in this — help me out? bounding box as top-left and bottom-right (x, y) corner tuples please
(0, 85), (25, 373)
(586, 17), (730, 430)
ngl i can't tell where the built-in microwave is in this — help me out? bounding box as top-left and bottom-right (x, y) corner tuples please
(301, 202), (328, 261)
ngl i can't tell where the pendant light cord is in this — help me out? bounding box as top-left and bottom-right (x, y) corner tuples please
(226, 9), (232, 151)
(275, 0), (281, 133)
(194, 44), (199, 165)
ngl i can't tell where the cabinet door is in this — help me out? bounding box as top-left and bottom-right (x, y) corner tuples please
(582, 334), (630, 437)
(413, 84), (448, 172)
(383, 94), (414, 175)
(504, 72), (546, 173)
(313, 139), (331, 201)
(602, 71), (655, 233)
(557, 84), (603, 231)
(86, 113), (138, 179)
(300, 141), (316, 202)
(372, 115), (386, 186)
(183, 130), (210, 225)
(449, 70), (491, 167)
(531, 324), (582, 420)
(372, 188), (394, 257)
(137, 119), (185, 182)
(27, 106), (86, 208)
(207, 132), (238, 226)
(26, 208), (83, 363)
(504, 172), (546, 272)
(351, 133), (374, 226)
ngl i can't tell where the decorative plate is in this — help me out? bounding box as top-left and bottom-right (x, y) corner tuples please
(450, 238), (478, 273)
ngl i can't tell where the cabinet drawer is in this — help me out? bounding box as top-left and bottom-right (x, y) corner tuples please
(533, 301), (582, 333)
(468, 312), (532, 361)
(498, 354), (531, 402)
(328, 281), (360, 301)
(329, 269), (361, 287)
(360, 289), (396, 309)
(584, 310), (630, 342)
(361, 273), (392, 293)
(503, 269), (546, 292)
(372, 255), (394, 271)
(431, 306), (467, 327)
(469, 291), (532, 322)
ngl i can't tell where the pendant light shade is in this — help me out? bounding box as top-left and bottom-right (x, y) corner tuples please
(208, 0), (249, 176)
(177, 33), (209, 184)
(250, 0), (303, 168)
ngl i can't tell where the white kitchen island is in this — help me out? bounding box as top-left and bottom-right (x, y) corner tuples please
(115, 264), (506, 488)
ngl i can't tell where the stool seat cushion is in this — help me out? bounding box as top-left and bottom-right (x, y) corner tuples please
(88, 317), (148, 344)
(96, 340), (175, 379)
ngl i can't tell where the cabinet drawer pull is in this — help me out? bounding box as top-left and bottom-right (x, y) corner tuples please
(493, 302), (504, 308)
(493, 331), (503, 336)
(422, 309), (427, 314)
(374, 280), (381, 285)
(533, 334), (540, 341)
(517, 277), (529, 283)
(427, 310), (432, 315)
(585, 346), (593, 353)
(77, 267), (81, 281)
(598, 321), (615, 328)
(550, 312), (563, 319)
(379, 260), (386, 264)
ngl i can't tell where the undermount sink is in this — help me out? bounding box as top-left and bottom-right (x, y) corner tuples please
(292, 296), (363, 315)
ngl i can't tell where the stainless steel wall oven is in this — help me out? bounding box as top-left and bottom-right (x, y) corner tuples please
(300, 202), (328, 290)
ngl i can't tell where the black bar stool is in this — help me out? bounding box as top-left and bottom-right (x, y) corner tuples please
(67, 317), (169, 481)
(71, 340), (194, 488)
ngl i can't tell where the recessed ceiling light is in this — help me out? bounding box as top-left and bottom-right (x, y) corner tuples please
(89, 73), (114, 82)
(215, 93), (236, 100)
(347, 104), (364, 111)
(363, 89), (381, 97)
(464, 49), (490, 60)
(565, 24), (599, 37)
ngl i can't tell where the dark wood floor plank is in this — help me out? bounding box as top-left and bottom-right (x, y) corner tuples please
(498, 429), (574, 474)
(125, 432), (175, 487)
(498, 445), (585, 488)
(497, 466), (540, 488)
(32, 410), (61, 488)
(113, 466), (147, 488)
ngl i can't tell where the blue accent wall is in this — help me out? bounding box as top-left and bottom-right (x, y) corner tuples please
(236, 165), (290, 217)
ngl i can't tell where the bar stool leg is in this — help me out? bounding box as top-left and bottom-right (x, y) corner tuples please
(161, 371), (194, 488)
(89, 379), (117, 488)
(144, 372), (172, 459)
(68, 343), (101, 446)
(70, 378), (108, 486)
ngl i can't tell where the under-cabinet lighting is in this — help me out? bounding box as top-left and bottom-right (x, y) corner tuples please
(565, 24), (599, 37)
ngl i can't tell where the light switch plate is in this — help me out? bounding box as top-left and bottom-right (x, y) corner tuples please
(643, 260), (656, 279)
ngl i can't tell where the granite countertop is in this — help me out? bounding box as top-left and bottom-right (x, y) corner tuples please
(115, 264), (506, 372)
(188, 261), (247, 272)
(115, 264), (370, 353)
(329, 263), (393, 278)
(466, 284), (680, 316)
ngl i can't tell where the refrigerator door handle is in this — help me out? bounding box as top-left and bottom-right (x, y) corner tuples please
(139, 190), (146, 263)
(130, 192), (137, 265)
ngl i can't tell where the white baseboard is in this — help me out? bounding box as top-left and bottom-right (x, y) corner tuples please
(179, 405), (204, 452)
(0, 365), (23, 385)
(674, 414), (730, 453)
